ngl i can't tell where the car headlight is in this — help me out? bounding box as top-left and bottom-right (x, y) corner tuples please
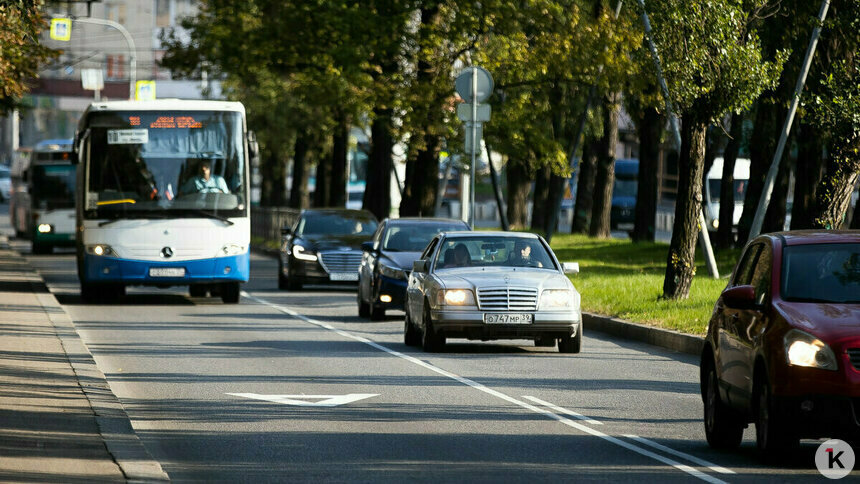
(219, 243), (246, 257)
(86, 244), (115, 257)
(784, 329), (837, 371)
(293, 245), (318, 261)
(436, 289), (476, 307)
(711, 219), (719, 229)
(539, 289), (580, 309)
(379, 263), (407, 280)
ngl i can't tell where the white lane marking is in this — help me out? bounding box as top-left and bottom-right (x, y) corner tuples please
(227, 393), (379, 407)
(623, 434), (735, 475)
(244, 292), (729, 483)
(522, 396), (604, 425)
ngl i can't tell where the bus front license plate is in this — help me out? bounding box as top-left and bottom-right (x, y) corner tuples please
(484, 313), (533, 324)
(329, 272), (358, 281)
(149, 267), (185, 277)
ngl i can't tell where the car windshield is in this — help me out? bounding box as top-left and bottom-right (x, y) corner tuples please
(297, 213), (377, 236)
(382, 222), (467, 252)
(781, 243), (860, 303)
(434, 236), (555, 270)
(84, 111), (245, 218)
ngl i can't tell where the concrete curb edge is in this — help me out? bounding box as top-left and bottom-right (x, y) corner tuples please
(2, 236), (170, 482)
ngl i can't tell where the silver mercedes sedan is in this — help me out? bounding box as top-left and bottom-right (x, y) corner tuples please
(404, 231), (582, 353)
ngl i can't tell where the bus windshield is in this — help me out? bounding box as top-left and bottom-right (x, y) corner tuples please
(32, 164), (75, 209)
(84, 110), (245, 218)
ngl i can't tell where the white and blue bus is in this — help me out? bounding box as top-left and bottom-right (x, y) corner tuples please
(73, 100), (257, 303)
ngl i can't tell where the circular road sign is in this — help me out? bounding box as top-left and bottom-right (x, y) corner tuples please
(455, 66), (494, 103)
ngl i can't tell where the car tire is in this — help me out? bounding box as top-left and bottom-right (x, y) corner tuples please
(189, 284), (208, 297)
(404, 312), (421, 346)
(358, 286), (371, 317)
(421, 303), (445, 352)
(558, 327), (582, 354)
(370, 304), (385, 321)
(282, 260), (302, 291)
(277, 260), (289, 290)
(702, 358), (744, 449)
(755, 371), (796, 460)
(220, 282), (240, 304)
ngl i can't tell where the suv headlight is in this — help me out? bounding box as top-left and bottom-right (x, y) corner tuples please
(539, 289), (579, 309)
(784, 329), (837, 371)
(292, 245), (318, 261)
(219, 244), (246, 257)
(379, 263), (407, 280)
(86, 244), (115, 257)
(436, 289), (476, 307)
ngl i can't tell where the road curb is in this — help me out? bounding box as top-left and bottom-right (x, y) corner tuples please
(583, 312), (704, 356)
(2, 236), (170, 482)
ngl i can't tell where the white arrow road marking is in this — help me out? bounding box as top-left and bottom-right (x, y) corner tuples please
(227, 393), (379, 407)
(243, 291), (731, 483)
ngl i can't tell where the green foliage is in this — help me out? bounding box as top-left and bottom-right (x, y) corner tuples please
(0, 1), (57, 114)
(644, 0), (787, 124)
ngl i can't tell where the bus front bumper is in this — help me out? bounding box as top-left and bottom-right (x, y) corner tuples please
(82, 252), (250, 285)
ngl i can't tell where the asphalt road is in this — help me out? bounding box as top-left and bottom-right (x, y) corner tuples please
(8, 215), (841, 481)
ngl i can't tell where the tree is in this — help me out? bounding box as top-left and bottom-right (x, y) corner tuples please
(0, 1), (57, 114)
(645, 0), (786, 299)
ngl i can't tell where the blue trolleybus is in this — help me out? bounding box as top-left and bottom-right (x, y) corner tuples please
(73, 100), (257, 303)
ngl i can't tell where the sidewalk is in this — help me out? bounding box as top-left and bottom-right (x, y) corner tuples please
(0, 235), (168, 482)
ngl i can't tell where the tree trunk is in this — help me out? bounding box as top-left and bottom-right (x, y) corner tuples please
(716, 112), (743, 249)
(632, 106), (662, 242)
(762, 154), (791, 233)
(288, 135), (310, 209)
(737, 101), (778, 245)
(851, 187), (860, 229)
(531, 165), (551, 231)
(589, 95), (618, 238)
(571, 138), (598, 234)
(663, 117), (707, 300)
(329, 115), (349, 207)
(260, 147), (282, 206)
(810, 141), (860, 229)
(313, 155), (331, 208)
(364, 107), (393, 220)
(400, 133), (440, 217)
(506, 159), (530, 228)
(790, 121), (826, 229)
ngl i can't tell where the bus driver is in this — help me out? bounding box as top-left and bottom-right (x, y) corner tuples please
(181, 159), (230, 194)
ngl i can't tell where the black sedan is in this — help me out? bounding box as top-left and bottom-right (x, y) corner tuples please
(278, 209), (377, 290)
(357, 218), (470, 320)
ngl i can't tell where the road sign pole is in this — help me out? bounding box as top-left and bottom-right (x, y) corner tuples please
(470, 68), (478, 229)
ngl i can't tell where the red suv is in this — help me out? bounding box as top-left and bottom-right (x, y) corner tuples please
(701, 231), (860, 457)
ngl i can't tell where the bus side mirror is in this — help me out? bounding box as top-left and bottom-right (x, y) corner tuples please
(69, 151), (79, 164)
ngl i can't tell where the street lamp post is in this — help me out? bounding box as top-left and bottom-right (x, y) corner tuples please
(70, 16), (136, 99)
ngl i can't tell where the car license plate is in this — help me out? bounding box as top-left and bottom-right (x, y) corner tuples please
(484, 313), (533, 324)
(149, 267), (185, 277)
(329, 272), (358, 281)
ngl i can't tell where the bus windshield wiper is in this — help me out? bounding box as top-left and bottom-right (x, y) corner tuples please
(192, 209), (234, 225)
(98, 212), (169, 226)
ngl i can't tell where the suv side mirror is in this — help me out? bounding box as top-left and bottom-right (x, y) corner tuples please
(412, 260), (428, 273)
(722, 285), (757, 310)
(280, 227), (292, 236)
(562, 262), (579, 274)
(361, 241), (375, 253)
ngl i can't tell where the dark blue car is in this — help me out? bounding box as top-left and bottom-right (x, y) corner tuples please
(357, 218), (470, 320)
(610, 159), (638, 229)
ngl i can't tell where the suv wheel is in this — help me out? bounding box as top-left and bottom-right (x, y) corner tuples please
(702, 358), (744, 449)
(755, 371), (797, 459)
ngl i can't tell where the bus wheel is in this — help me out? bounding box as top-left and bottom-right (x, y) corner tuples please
(32, 243), (52, 255)
(221, 282), (240, 304)
(80, 282), (99, 303)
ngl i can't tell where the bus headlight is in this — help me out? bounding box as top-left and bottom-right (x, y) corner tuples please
(711, 219), (719, 229)
(86, 244), (115, 257)
(293, 245), (318, 262)
(37, 224), (53, 233)
(219, 244), (246, 256)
